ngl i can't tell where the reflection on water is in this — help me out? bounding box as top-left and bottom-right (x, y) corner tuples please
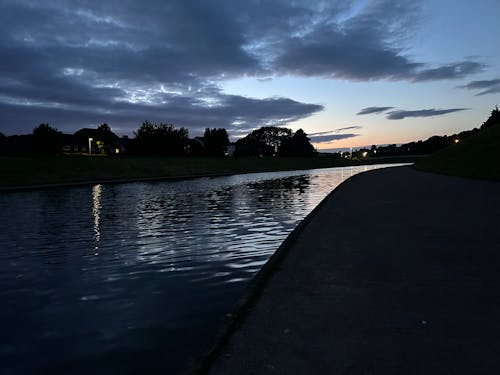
(0, 164), (403, 374)
(92, 184), (101, 243)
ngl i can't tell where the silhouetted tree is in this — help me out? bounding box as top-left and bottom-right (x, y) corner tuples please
(204, 128), (229, 156)
(134, 121), (189, 155)
(32, 123), (63, 154)
(280, 129), (316, 157)
(235, 126), (292, 156)
(481, 105), (500, 130)
(0, 132), (6, 154)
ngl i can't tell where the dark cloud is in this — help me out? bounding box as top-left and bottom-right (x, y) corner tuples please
(334, 126), (363, 132)
(357, 107), (394, 115)
(309, 126), (362, 137)
(386, 108), (468, 120)
(0, 0), (486, 135)
(0, 89), (323, 136)
(309, 126), (361, 143)
(458, 79), (500, 96)
(271, 1), (482, 81)
(310, 134), (359, 143)
(476, 86), (500, 96)
(414, 62), (484, 82)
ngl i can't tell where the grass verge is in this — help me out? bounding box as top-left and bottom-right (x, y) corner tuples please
(0, 155), (378, 189)
(414, 123), (500, 181)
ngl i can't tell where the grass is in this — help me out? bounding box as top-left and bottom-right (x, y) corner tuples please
(0, 154), (379, 189)
(414, 122), (500, 181)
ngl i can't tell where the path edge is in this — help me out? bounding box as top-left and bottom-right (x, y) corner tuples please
(181, 165), (408, 375)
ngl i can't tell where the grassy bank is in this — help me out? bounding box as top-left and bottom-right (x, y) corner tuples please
(414, 122), (500, 181)
(0, 155), (384, 189)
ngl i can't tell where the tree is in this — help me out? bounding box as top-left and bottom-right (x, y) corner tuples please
(134, 121), (189, 155)
(280, 129), (316, 157)
(32, 123), (63, 154)
(204, 128), (229, 156)
(481, 105), (500, 130)
(235, 126), (292, 156)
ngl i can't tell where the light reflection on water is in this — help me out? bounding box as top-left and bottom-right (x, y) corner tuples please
(0, 164), (403, 374)
(92, 184), (101, 243)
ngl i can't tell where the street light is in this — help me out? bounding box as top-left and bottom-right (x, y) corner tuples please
(88, 138), (93, 155)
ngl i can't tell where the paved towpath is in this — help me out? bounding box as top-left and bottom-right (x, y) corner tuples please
(204, 166), (500, 374)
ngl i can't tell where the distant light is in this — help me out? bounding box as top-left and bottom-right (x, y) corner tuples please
(362, 151), (368, 157)
(115, 148), (120, 154)
(454, 139), (460, 144)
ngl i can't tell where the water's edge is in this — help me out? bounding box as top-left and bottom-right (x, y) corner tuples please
(182, 165), (408, 375)
(0, 162), (393, 192)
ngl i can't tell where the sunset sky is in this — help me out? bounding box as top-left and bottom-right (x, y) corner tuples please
(1, 0), (499, 150)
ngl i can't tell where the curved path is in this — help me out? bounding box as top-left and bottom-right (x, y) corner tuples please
(202, 166), (500, 374)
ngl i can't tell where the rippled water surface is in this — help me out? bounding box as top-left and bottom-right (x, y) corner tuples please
(0, 164), (403, 374)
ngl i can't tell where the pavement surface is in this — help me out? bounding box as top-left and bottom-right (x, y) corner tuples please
(205, 166), (500, 375)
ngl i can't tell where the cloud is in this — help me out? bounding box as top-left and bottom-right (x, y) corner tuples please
(310, 134), (359, 143)
(458, 78), (500, 96)
(309, 126), (361, 143)
(270, 2), (482, 82)
(0, 1), (486, 135)
(386, 108), (469, 120)
(334, 126), (363, 132)
(0, 90), (323, 136)
(357, 107), (394, 115)
(309, 126), (362, 137)
(414, 62), (484, 81)
(476, 86), (500, 96)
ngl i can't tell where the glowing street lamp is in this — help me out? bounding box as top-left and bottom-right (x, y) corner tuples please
(88, 138), (93, 155)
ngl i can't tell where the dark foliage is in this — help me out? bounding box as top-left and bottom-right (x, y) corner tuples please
(481, 105), (500, 130)
(352, 127), (481, 158)
(235, 126), (316, 157)
(32, 123), (64, 154)
(0, 134), (33, 155)
(235, 126), (292, 156)
(280, 129), (317, 156)
(336, 108), (499, 159)
(134, 121), (189, 155)
(203, 128), (230, 156)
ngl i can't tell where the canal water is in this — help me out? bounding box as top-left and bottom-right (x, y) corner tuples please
(0, 164), (403, 374)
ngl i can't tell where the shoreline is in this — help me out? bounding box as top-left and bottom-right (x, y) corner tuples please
(0, 161), (408, 193)
(0, 171), (238, 193)
(181, 165), (399, 374)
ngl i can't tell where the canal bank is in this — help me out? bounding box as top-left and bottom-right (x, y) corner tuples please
(193, 166), (500, 374)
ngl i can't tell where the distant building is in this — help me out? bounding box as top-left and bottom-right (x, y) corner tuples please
(62, 127), (121, 154)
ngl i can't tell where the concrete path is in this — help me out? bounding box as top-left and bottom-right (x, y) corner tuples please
(205, 166), (500, 374)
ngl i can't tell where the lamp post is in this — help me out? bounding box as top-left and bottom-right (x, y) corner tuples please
(88, 138), (93, 155)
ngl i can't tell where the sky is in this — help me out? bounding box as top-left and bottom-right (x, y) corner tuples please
(1, 0), (499, 150)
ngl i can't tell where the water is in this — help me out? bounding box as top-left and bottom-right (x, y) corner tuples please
(0, 164), (403, 374)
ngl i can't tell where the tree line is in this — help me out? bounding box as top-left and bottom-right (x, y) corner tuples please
(349, 106), (499, 159)
(0, 121), (317, 157)
(2, 107), (497, 157)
